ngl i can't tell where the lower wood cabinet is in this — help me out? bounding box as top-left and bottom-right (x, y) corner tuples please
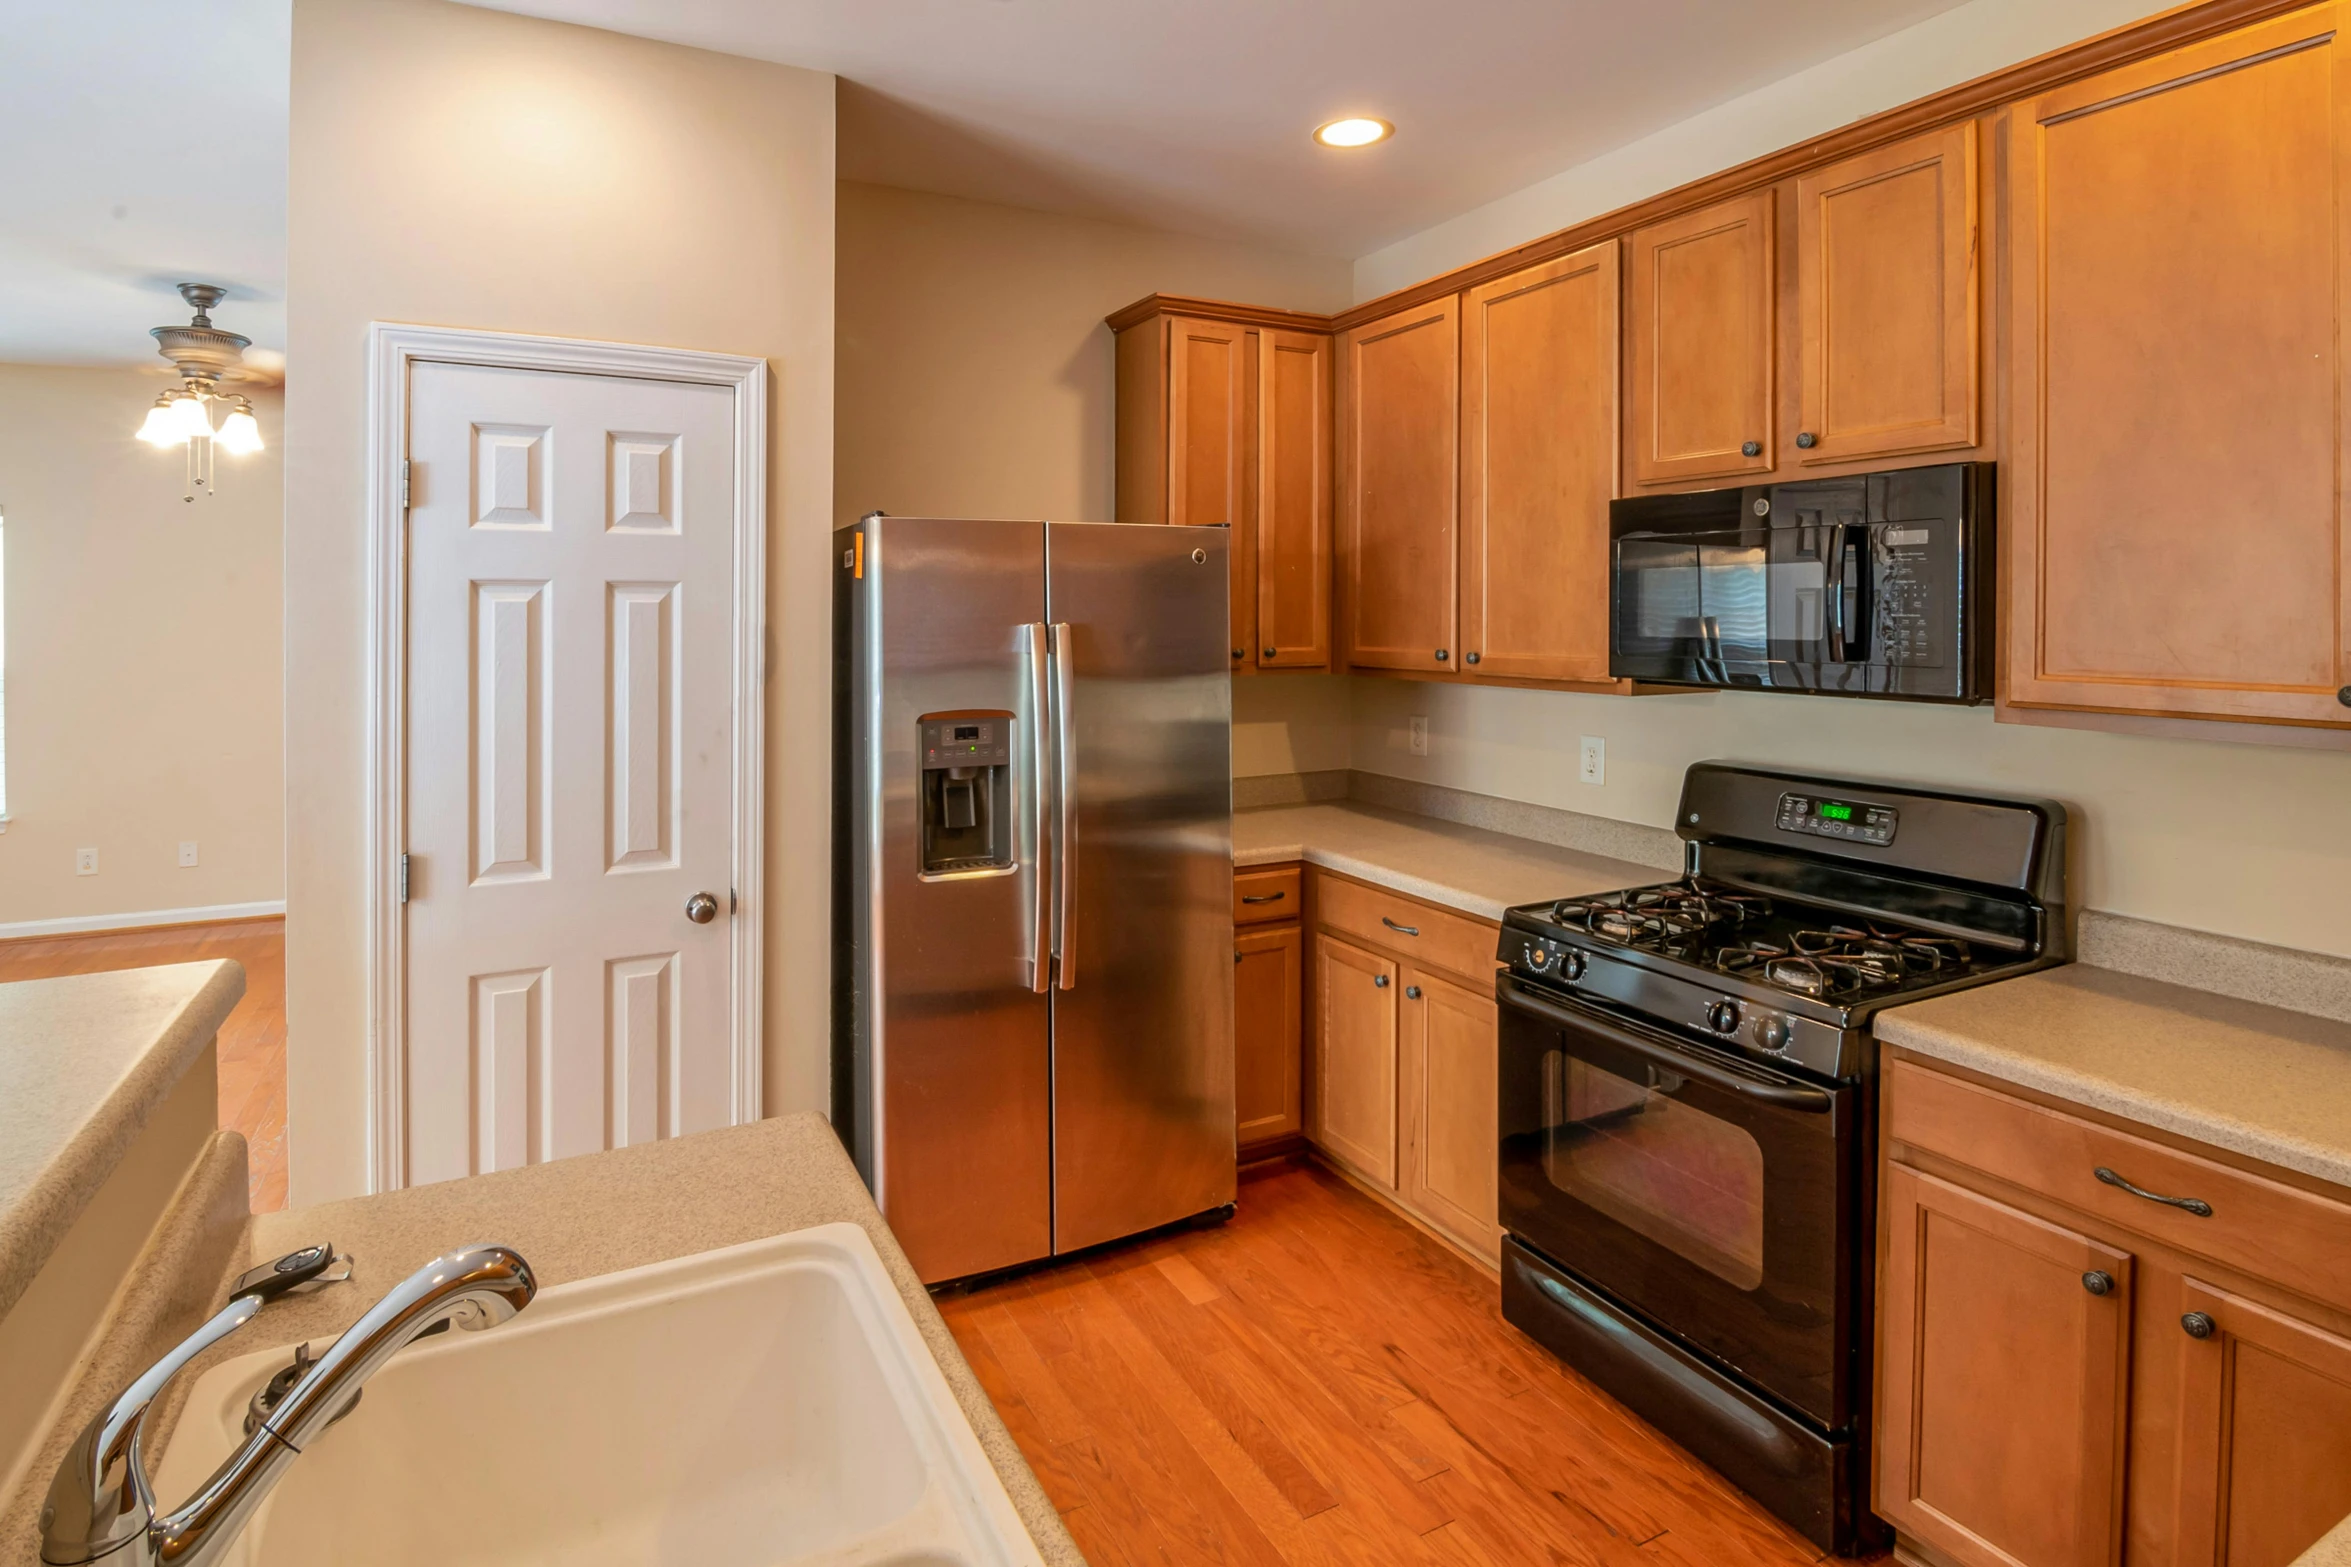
(1233, 923), (1302, 1153)
(1306, 869), (1501, 1263)
(1878, 1052), (2351, 1567)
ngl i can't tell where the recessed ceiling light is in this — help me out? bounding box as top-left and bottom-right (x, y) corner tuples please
(1313, 116), (1393, 149)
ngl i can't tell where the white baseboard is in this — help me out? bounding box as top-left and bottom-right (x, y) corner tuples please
(0, 900), (286, 942)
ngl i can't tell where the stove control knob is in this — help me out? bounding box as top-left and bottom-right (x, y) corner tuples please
(1528, 946), (1552, 971)
(1755, 1015), (1791, 1052)
(1707, 1000), (1742, 1034)
(1561, 949), (1588, 982)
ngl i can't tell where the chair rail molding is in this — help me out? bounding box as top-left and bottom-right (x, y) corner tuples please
(361, 321), (769, 1194)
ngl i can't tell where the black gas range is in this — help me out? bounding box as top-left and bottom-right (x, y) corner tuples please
(1493, 762), (2067, 1554)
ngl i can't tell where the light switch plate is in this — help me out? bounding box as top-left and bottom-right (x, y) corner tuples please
(179, 841), (200, 868)
(75, 847), (98, 876)
(1578, 736), (1606, 786)
(1408, 716), (1429, 757)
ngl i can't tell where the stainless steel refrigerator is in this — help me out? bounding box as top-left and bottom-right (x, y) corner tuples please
(833, 516), (1235, 1284)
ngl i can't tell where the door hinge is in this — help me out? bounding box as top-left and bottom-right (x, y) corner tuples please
(400, 459), (412, 512)
(398, 853), (411, 903)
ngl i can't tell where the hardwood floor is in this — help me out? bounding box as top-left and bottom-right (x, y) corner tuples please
(0, 918), (287, 1213)
(940, 1159), (1869, 1567)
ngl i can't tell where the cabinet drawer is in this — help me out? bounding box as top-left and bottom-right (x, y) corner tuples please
(1234, 865), (1303, 926)
(1314, 871), (1496, 985)
(1887, 1056), (2351, 1305)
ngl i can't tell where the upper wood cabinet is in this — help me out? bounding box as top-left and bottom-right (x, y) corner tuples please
(1876, 1160), (2134, 1567)
(2006, 8), (2351, 729)
(1460, 243), (1620, 683)
(1257, 329), (1333, 668)
(1627, 191), (1775, 486)
(1111, 302), (1332, 674)
(1340, 297), (1460, 673)
(1795, 122), (1979, 465)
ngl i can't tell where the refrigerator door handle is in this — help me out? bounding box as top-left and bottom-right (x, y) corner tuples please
(1023, 621), (1052, 993)
(1051, 621), (1078, 991)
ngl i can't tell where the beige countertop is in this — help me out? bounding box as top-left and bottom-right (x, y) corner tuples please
(1879, 964), (2351, 1192)
(0, 960), (245, 1321)
(1233, 802), (1659, 920)
(230, 1115), (1082, 1567)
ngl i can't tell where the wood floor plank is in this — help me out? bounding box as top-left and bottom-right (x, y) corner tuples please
(936, 1164), (1882, 1567)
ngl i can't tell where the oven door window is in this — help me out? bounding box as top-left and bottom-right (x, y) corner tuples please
(1545, 1051), (1765, 1291)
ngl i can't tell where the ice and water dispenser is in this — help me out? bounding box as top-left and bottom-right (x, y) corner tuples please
(917, 714), (1015, 874)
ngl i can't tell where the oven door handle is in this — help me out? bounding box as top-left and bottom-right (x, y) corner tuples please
(1499, 978), (1836, 1114)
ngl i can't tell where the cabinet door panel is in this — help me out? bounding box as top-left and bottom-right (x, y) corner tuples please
(1878, 1162), (2132, 1567)
(1340, 298), (1459, 672)
(1312, 932), (1398, 1185)
(1401, 967), (1499, 1259)
(1235, 923), (1303, 1153)
(1628, 191), (1774, 485)
(2169, 1276), (2351, 1567)
(1258, 329), (1333, 668)
(1166, 316), (1247, 531)
(1797, 122), (1978, 464)
(1461, 242), (1619, 682)
(2006, 11), (2351, 725)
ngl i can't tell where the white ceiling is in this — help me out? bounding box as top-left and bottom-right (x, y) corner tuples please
(463, 0), (1975, 258)
(1, 1), (288, 368)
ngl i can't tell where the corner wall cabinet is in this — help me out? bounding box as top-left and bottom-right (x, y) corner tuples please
(1112, 301), (1331, 673)
(1877, 1051), (2351, 1567)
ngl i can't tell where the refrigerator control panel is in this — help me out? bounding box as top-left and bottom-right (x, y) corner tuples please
(920, 717), (1012, 770)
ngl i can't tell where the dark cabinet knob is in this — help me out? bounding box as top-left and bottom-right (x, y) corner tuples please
(1373, 973), (1391, 988)
(1465, 652), (1481, 665)
(2081, 1271), (2114, 1297)
(1796, 432), (1818, 449)
(2182, 1311), (2216, 1339)
(2338, 685), (2351, 707)
(1263, 646), (1276, 659)
(1741, 440), (1762, 458)
(1231, 647), (1245, 660)
(1405, 985), (1422, 999)
(1434, 649), (1449, 661)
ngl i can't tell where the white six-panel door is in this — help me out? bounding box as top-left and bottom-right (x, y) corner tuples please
(403, 359), (737, 1184)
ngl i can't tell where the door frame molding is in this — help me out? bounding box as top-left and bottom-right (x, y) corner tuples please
(362, 321), (769, 1193)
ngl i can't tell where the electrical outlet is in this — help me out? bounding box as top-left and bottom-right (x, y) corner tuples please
(179, 841), (200, 868)
(1578, 736), (1606, 786)
(75, 847), (98, 876)
(1408, 716), (1430, 757)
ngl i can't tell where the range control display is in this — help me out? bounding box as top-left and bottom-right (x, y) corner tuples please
(1776, 792), (1897, 846)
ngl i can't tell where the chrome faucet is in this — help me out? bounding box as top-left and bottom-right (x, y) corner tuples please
(39, 1243), (536, 1566)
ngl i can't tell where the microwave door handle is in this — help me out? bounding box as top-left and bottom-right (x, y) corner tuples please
(1023, 622), (1051, 994)
(1498, 977), (1835, 1113)
(1825, 531), (1847, 661)
(1050, 621), (1077, 992)
(1842, 524), (1871, 661)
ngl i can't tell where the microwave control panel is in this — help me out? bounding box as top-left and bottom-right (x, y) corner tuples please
(1776, 792), (1898, 847)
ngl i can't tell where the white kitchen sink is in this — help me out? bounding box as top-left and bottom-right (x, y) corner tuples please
(152, 1223), (1046, 1567)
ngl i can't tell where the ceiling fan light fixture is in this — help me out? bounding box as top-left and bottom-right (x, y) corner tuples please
(1313, 116), (1392, 149)
(215, 400), (264, 456)
(167, 390), (216, 442)
(136, 395), (182, 447)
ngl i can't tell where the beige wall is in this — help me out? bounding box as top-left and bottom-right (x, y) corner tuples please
(286, 0), (834, 1204)
(835, 181), (1351, 527)
(0, 365), (283, 929)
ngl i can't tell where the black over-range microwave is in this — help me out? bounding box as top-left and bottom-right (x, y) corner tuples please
(1608, 462), (1992, 703)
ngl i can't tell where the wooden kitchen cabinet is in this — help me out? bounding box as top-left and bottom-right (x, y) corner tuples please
(1459, 242), (1620, 683)
(1312, 931), (1399, 1186)
(2165, 1275), (2351, 1567)
(1794, 122), (1978, 465)
(1876, 1161), (2134, 1567)
(1880, 1051), (2351, 1567)
(1165, 316), (1247, 531)
(2005, 8), (2351, 728)
(1234, 922), (1304, 1155)
(1256, 329), (1333, 668)
(1339, 295), (1460, 673)
(1627, 190), (1775, 486)
(1400, 967), (1500, 1260)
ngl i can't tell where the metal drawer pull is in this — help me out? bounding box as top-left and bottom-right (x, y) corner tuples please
(1241, 892), (1287, 904)
(2080, 1271), (2113, 1297)
(2093, 1166), (2213, 1217)
(1381, 916), (1420, 936)
(2182, 1312), (2217, 1340)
